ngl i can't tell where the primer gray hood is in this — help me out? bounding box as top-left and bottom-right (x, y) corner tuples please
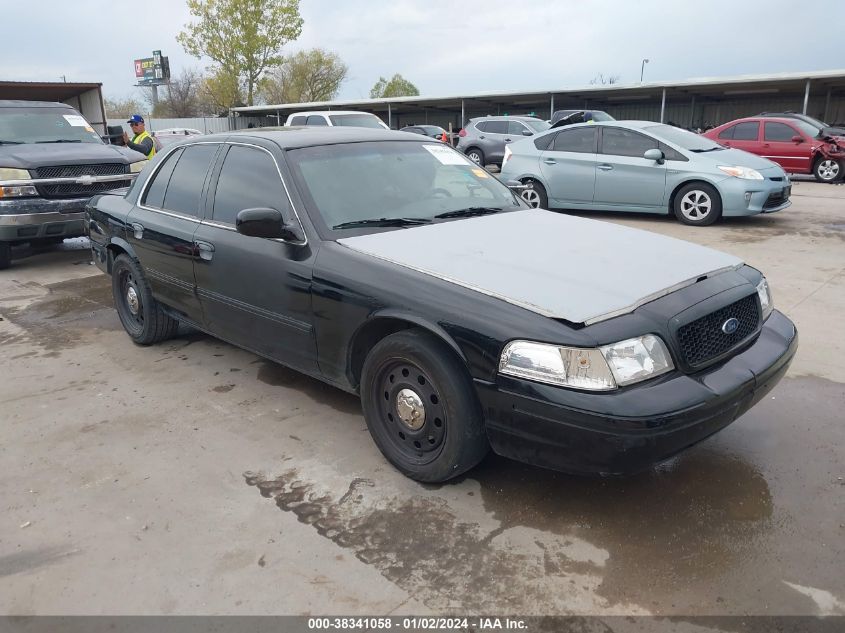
(338, 209), (743, 324)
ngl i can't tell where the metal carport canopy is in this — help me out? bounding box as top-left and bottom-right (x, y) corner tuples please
(231, 69), (845, 126)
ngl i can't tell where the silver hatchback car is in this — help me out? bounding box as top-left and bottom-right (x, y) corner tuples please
(456, 116), (550, 167)
(500, 121), (791, 226)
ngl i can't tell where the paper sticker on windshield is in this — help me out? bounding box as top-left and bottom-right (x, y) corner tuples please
(63, 114), (89, 127)
(471, 168), (489, 179)
(422, 144), (471, 165)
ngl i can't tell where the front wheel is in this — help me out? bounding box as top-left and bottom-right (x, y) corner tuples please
(813, 157), (842, 183)
(673, 182), (722, 226)
(465, 147), (485, 165)
(360, 329), (489, 482)
(112, 254), (179, 345)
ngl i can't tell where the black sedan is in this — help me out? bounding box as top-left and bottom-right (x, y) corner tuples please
(86, 128), (797, 482)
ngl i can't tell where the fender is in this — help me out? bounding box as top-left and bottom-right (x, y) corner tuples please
(362, 308), (468, 364)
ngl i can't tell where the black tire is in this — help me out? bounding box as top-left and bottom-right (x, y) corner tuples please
(360, 329), (489, 482)
(111, 254), (179, 345)
(813, 157), (842, 183)
(673, 182), (722, 226)
(465, 147), (485, 166)
(520, 179), (548, 209)
(0, 242), (10, 270)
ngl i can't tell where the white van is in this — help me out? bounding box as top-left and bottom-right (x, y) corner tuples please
(285, 110), (389, 129)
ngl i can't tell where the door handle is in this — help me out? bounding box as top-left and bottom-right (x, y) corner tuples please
(597, 164), (614, 171)
(194, 240), (215, 261)
(130, 222), (144, 239)
(479, 135), (485, 139)
(504, 138), (512, 142)
(543, 158), (557, 164)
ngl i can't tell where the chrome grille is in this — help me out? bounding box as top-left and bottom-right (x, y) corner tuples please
(32, 164), (130, 199)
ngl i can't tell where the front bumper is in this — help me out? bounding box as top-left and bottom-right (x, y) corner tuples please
(477, 310), (797, 475)
(719, 176), (792, 216)
(0, 199), (87, 241)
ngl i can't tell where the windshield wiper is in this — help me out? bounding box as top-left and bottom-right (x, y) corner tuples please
(690, 147), (724, 153)
(0, 140), (23, 145)
(36, 139), (83, 143)
(332, 217), (432, 230)
(434, 206), (505, 219)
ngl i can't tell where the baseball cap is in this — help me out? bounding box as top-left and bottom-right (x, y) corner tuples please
(127, 114), (144, 124)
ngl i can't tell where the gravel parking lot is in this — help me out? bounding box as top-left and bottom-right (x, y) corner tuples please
(1, 181), (843, 618)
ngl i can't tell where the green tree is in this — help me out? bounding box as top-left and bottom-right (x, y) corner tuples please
(198, 68), (245, 115)
(369, 74), (420, 99)
(177, 0), (304, 106)
(260, 48), (348, 104)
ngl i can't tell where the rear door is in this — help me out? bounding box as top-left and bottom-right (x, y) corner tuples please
(717, 121), (761, 156)
(538, 126), (598, 204)
(127, 143), (219, 323)
(476, 120), (508, 163)
(763, 121), (811, 173)
(593, 127), (666, 209)
(192, 141), (318, 373)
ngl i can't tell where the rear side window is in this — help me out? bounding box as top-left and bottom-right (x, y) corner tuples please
(478, 120), (507, 134)
(551, 127), (597, 153)
(727, 122), (759, 141)
(160, 144), (218, 217)
(143, 148), (182, 208)
(600, 127), (657, 157)
(289, 116), (306, 126)
(764, 122), (798, 142)
(305, 115), (328, 126)
(212, 145), (287, 225)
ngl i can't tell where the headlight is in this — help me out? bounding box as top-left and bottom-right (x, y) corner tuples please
(0, 167), (31, 181)
(756, 277), (774, 320)
(499, 335), (674, 391)
(717, 165), (764, 180)
(129, 160), (148, 173)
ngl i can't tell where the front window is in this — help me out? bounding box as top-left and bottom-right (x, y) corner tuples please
(0, 107), (103, 144)
(328, 114), (386, 129)
(286, 141), (524, 234)
(646, 124), (726, 151)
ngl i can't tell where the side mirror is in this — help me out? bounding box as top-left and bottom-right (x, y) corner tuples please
(236, 207), (304, 242)
(644, 148), (665, 164)
(791, 135), (804, 143)
(522, 130), (533, 136)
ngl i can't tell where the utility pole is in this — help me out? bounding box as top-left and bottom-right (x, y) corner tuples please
(640, 59), (650, 83)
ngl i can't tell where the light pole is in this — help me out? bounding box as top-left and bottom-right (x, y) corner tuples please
(640, 59), (650, 83)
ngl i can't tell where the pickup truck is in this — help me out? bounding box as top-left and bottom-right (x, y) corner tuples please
(0, 100), (147, 269)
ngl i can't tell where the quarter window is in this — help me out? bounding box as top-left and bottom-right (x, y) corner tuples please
(764, 122), (799, 142)
(551, 127), (597, 153)
(600, 127), (657, 157)
(212, 145), (288, 226)
(160, 144), (218, 217)
(143, 148), (183, 209)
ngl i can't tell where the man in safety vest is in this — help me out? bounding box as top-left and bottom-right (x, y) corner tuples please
(123, 115), (156, 159)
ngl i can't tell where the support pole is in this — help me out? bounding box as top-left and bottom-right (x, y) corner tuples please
(824, 88), (831, 123)
(461, 99), (465, 127)
(550, 94), (555, 120)
(388, 103), (392, 129)
(690, 95), (696, 128)
(660, 88), (666, 123)
(802, 79), (811, 115)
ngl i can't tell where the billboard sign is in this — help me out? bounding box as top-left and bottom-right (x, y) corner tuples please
(133, 51), (170, 84)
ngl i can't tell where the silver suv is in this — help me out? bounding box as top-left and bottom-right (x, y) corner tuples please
(456, 116), (550, 167)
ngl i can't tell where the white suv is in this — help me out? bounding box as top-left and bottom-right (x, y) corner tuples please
(285, 110), (389, 129)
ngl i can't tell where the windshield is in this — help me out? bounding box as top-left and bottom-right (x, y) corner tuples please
(524, 119), (551, 132)
(791, 119), (824, 138)
(419, 125), (446, 134)
(286, 141), (524, 233)
(328, 114), (386, 129)
(0, 107), (103, 144)
(646, 124), (723, 151)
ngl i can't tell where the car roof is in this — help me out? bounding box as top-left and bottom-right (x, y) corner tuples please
(286, 110), (380, 117)
(192, 127), (426, 150)
(0, 99), (76, 109)
(470, 115), (545, 122)
(714, 116), (799, 126)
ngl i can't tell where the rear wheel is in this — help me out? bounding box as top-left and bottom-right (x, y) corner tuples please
(465, 147), (484, 165)
(112, 254), (179, 345)
(673, 182), (722, 226)
(360, 329), (489, 482)
(520, 179), (548, 209)
(813, 157), (842, 183)
(0, 242), (11, 270)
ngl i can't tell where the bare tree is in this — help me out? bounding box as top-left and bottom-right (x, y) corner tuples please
(589, 73), (621, 85)
(104, 96), (144, 119)
(161, 68), (203, 117)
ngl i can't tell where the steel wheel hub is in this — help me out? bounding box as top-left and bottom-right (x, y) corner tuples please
(396, 388), (426, 430)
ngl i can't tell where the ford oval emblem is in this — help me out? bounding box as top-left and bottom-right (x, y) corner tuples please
(722, 317), (739, 334)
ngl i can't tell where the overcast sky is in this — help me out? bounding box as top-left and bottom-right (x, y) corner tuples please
(3, 0), (844, 103)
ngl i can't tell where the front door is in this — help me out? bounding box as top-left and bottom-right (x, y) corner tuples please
(593, 127), (667, 209)
(192, 142), (318, 374)
(762, 121), (811, 174)
(538, 126), (598, 204)
(126, 144), (219, 323)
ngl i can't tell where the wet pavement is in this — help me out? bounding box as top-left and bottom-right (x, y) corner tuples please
(0, 183), (843, 619)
